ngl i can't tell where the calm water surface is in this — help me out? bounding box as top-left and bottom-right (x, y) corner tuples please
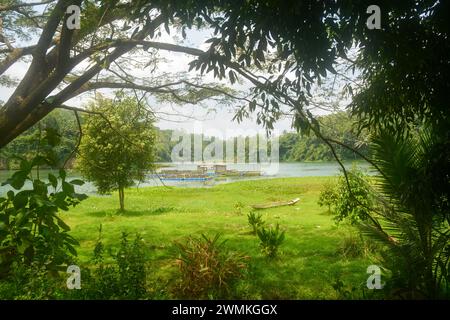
(0, 161), (372, 195)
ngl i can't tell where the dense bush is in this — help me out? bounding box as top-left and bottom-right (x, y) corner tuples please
(173, 234), (249, 299)
(70, 229), (149, 300)
(0, 261), (65, 299)
(0, 229), (151, 300)
(318, 166), (374, 224)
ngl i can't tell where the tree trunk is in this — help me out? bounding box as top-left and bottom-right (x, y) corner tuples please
(118, 186), (125, 211)
(0, 103), (54, 149)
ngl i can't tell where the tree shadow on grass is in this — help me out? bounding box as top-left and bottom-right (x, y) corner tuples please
(85, 206), (175, 217)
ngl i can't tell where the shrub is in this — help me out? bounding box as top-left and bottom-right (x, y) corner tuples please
(173, 234), (249, 299)
(256, 224), (285, 258)
(70, 228), (149, 300)
(0, 128), (86, 278)
(318, 180), (338, 212)
(338, 234), (365, 258)
(0, 261), (65, 299)
(332, 165), (375, 225)
(247, 211), (265, 234)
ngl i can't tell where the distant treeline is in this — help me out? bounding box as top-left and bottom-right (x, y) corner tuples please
(0, 110), (367, 169)
(155, 112), (369, 163)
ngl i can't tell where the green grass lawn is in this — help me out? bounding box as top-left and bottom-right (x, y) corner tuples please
(61, 177), (378, 299)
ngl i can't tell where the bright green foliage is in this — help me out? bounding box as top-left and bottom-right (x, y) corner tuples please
(77, 95), (156, 211)
(318, 180), (338, 213)
(174, 234), (249, 299)
(0, 128), (86, 278)
(331, 166), (374, 225)
(247, 211), (265, 234)
(256, 224), (285, 258)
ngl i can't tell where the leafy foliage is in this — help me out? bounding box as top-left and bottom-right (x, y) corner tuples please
(318, 180), (338, 213)
(75, 230), (149, 300)
(0, 261), (65, 300)
(173, 234), (249, 299)
(256, 224), (285, 258)
(359, 127), (450, 299)
(0, 128), (86, 278)
(0, 109), (79, 169)
(279, 112), (369, 162)
(77, 94), (156, 211)
(331, 166), (374, 225)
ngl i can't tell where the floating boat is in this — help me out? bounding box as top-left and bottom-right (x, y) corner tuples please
(251, 198), (300, 209)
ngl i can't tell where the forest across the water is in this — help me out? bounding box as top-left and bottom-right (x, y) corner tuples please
(0, 110), (367, 169)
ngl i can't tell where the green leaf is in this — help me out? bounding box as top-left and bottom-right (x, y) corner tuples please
(59, 169), (66, 181)
(66, 244), (78, 256)
(62, 182), (75, 195)
(13, 191), (29, 209)
(56, 217), (71, 231)
(7, 171), (28, 190)
(19, 159), (32, 172)
(48, 173), (58, 189)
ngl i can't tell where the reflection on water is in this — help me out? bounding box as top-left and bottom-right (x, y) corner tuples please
(0, 161), (372, 195)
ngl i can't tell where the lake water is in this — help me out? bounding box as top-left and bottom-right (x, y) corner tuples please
(0, 161), (372, 196)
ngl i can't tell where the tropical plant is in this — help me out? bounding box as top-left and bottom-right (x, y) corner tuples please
(173, 234), (249, 299)
(77, 94), (156, 211)
(0, 128), (86, 278)
(247, 211), (265, 234)
(256, 224), (285, 258)
(359, 127), (450, 299)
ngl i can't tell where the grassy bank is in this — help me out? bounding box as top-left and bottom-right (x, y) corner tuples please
(61, 177), (378, 299)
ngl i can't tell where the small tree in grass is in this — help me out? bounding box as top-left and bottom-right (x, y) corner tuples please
(78, 94), (155, 211)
